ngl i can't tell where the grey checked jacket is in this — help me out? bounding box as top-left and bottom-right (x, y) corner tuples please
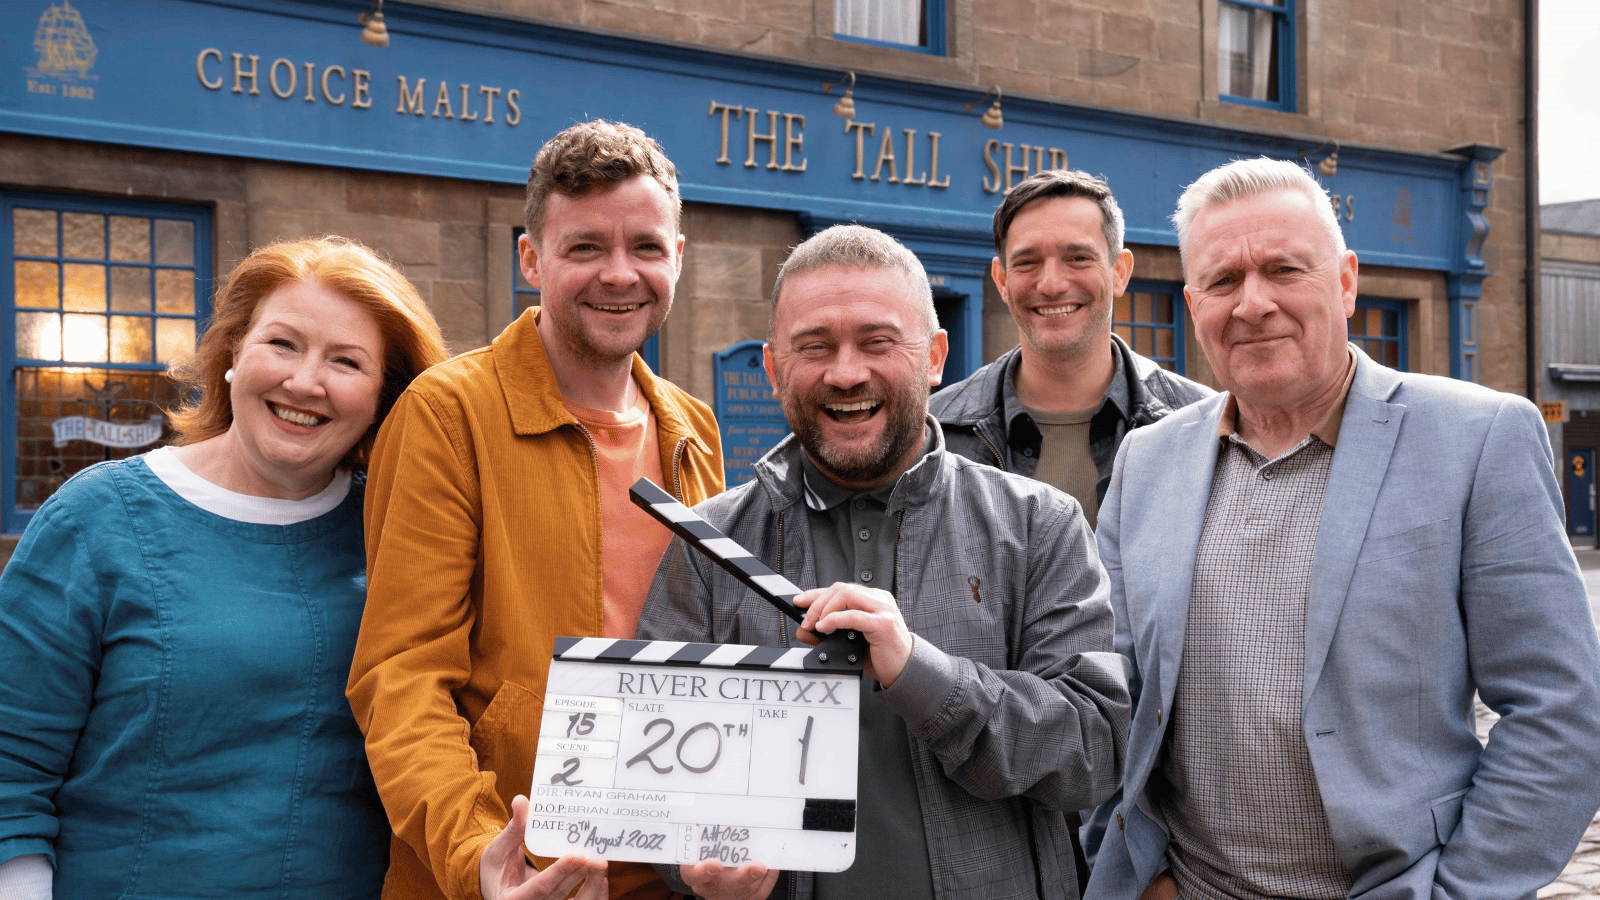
(636, 420), (1131, 900)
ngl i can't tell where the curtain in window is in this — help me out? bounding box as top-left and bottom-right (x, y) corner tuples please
(1218, 1), (1280, 101)
(836, 0), (922, 46)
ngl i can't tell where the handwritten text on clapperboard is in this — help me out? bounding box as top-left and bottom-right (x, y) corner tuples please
(526, 641), (860, 872)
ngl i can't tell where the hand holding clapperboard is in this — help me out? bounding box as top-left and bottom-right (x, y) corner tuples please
(524, 479), (867, 872)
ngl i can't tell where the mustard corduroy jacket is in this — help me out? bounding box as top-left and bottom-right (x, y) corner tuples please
(348, 309), (723, 900)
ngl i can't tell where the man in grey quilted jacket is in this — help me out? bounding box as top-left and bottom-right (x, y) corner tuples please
(636, 224), (1130, 900)
(929, 169), (1212, 531)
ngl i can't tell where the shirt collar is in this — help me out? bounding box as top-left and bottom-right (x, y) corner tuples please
(1216, 345), (1359, 447)
(1001, 341), (1129, 436)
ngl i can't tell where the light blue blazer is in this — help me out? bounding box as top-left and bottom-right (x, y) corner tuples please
(1083, 349), (1600, 900)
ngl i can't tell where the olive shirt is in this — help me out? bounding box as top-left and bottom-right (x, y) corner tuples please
(798, 434), (937, 900)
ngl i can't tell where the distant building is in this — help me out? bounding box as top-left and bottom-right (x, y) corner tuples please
(1541, 199), (1600, 538)
(0, 0), (1533, 562)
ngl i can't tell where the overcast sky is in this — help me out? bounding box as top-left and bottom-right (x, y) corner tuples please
(1540, 0), (1600, 205)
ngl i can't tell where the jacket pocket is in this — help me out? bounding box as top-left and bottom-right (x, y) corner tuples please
(1357, 517), (1454, 564)
(1430, 786), (1470, 844)
(469, 680), (541, 785)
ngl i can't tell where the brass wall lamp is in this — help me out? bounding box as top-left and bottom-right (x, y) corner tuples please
(360, 0), (390, 47)
(966, 86), (1004, 130)
(824, 71), (856, 119)
(1301, 140), (1339, 177)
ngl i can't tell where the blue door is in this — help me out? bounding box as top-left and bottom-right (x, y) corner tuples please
(1568, 449), (1595, 537)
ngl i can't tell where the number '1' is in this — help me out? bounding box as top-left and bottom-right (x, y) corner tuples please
(797, 715), (814, 785)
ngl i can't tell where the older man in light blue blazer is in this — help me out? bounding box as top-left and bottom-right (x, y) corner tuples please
(1083, 157), (1600, 900)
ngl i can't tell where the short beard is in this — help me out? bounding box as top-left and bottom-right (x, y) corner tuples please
(782, 373), (929, 488)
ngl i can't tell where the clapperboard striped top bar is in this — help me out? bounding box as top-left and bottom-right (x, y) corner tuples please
(628, 477), (866, 674)
(553, 636), (815, 671)
(629, 477), (806, 622)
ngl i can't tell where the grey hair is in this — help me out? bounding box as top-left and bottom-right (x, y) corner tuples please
(770, 224), (937, 338)
(1172, 157), (1346, 272)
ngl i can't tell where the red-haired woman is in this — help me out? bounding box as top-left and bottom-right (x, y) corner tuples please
(0, 236), (448, 899)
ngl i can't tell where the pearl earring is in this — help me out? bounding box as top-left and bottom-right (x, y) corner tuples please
(224, 368), (235, 384)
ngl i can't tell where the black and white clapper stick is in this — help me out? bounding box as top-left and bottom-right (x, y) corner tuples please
(629, 478), (867, 673)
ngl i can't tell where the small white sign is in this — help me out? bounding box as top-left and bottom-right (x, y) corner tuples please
(526, 641), (860, 873)
(51, 414), (164, 448)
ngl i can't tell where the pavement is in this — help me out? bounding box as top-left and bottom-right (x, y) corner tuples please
(1506, 541), (1600, 898)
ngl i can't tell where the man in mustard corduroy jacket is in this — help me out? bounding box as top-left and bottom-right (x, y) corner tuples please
(348, 120), (723, 900)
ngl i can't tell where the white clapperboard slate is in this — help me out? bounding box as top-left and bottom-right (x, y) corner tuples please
(524, 479), (868, 872)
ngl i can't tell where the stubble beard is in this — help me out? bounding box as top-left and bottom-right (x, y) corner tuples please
(1017, 290), (1113, 361)
(556, 292), (669, 369)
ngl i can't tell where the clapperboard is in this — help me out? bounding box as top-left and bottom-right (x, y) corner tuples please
(523, 479), (865, 872)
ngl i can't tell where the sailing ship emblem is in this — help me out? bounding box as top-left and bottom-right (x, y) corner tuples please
(30, 1), (98, 82)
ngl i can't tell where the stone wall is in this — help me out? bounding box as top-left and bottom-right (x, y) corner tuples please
(430, 0), (1531, 394)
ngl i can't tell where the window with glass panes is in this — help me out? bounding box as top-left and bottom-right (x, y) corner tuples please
(835, 0), (945, 54)
(1218, 0), (1294, 111)
(1348, 297), (1408, 371)
(3, 194), (210, 530)
(1114, 280), (1186, 374)
(510, 228), (657, 371)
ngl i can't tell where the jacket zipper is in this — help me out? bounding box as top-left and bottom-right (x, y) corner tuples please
(670, 435), (689, 500)
(975, 429), (1008, 472)
(891, 507), (906, 589)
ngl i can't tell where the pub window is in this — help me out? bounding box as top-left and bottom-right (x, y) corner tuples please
(2, 193), (211, 532)
(511, 228), (657, 372)
(835, 0), (946, 54)
(1114, 281), (1187, 375)
(1348, 297), (1408, 372)
(1218, 0), (1295, 112)
(1457, 299), (1478, 383)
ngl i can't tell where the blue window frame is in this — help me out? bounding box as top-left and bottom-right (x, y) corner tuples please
(1218, 0), (1295, 112)
(1114, 280), (1187, 374)
(2, 192), (212, 532)
(835, 0), (946, 55)
(1348, 297), (1408, 371)
(511, 229), (657, 371)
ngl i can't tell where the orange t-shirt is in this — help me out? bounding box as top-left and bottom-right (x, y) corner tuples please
(564, 391), (671, 639)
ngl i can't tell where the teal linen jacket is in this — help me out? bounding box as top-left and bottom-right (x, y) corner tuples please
(0, 457), (388, 899)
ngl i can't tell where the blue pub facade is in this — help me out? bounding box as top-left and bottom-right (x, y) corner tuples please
(0, 0), (1518, 519)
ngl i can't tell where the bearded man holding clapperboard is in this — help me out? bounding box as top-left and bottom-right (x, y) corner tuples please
(636, 224), (1130, 900)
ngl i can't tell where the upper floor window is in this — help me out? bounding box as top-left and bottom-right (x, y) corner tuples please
(1218, 0), (1295, 111)
(3, 192), (211, 531)
(835, 0), (946, 55)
